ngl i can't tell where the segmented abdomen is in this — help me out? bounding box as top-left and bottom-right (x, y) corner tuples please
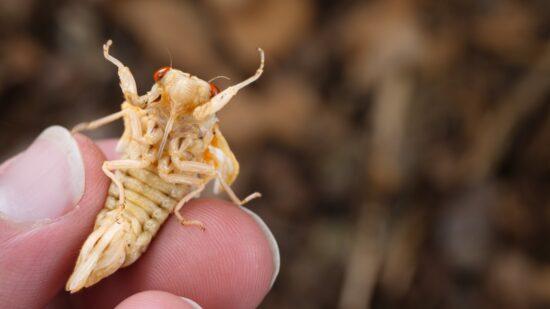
(66, 166), (189, 293)
(102, 168), (187, 262)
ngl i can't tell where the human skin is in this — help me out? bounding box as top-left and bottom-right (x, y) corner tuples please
(0, 130), (279, 308)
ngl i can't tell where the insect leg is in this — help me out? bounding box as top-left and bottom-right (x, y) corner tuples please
(193, 48), (264, 120)
(103, 40), (148, 107)
(144, 118), (162, 145)
(215, 171), (261, 206)
(72, 110), (125, 133)
(174, 147), (259, 206)
(125, 108), (147, 143)
(171, 159), (217, 176)
(173, 185), (206, 230)
(158, 172), (206, 185)
(158, 156), (197, 185)
(103, 159), (150, 208)
(159, 162), (216, 230)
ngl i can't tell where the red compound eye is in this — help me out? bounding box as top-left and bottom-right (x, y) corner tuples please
(154, 66), (171, 82)
(210, 82), (220, 97)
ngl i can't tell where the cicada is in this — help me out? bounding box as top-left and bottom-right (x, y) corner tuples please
(66, 40), (263, 293)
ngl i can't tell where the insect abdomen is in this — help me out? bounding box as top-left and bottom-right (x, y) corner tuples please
(104, 168), (187, 260)
(66, 165), (188, 292)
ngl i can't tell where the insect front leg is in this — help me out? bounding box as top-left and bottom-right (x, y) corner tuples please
(103, 159), (150, 209)
(144, 118), (163, 145)
(125, 107), (158, 146)
(103, 40), (151, 108)
(119, 108), (161, 159)
(193, 48), (265, 120)
(72, 110), (126, 133)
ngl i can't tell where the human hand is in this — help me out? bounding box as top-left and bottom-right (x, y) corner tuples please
(0, 126), (279, 308)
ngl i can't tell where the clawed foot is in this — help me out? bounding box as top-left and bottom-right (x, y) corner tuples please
(116, 202), (125, 212)
(239, 192), (262, 206)
(176, 213), (206, 231)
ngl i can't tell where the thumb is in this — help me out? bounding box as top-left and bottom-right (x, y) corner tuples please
(0, 126), (110, 308)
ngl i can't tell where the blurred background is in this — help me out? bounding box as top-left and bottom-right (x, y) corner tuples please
(1, 0), (550, 308)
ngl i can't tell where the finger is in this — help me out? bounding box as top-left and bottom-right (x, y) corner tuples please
(95, 139), (120, 160)
(115, 291), (201, 309)
(0, 126), (110, 308)
(72, 199), (279, 309)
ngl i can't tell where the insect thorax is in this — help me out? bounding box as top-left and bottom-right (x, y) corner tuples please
(120, 103), (217, 167)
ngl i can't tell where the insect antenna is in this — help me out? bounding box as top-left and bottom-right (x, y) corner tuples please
(208, 75), (231, 83)
(168, 49), (173, 68)
(163, 47), (173, 68)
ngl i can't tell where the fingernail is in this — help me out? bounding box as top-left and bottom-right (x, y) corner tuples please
(242, 207), (280, 288)
(180, 297), (202, 309)
(0, 126), (85, 221)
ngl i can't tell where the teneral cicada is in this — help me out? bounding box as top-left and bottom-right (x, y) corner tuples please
(66, 40), (263, 293)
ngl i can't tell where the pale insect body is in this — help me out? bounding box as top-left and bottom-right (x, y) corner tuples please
(66, 40), (264, 293)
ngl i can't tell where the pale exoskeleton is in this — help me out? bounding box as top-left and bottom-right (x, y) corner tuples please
(66, 40), (263, 293)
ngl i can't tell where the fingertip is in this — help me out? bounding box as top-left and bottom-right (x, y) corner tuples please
(241, 207), (280, 288)
(115, 291), (201, 309)
(72, 133), (112, 218)
(0, 132), (110, 308)
(95, 139), (120, 160)
(180, 296), (203, 309)
(151, 198), (277, 308)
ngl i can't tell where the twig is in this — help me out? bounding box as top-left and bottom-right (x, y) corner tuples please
(462, 41), (550, 182)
